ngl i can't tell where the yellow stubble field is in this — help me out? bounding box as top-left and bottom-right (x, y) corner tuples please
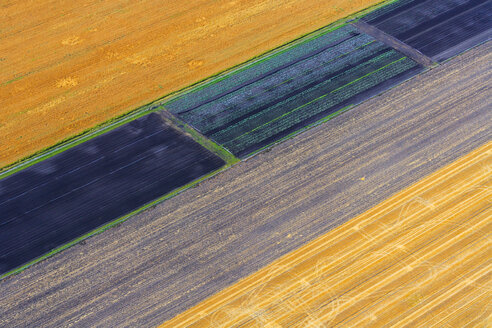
(0, 0), (385, 168)
(161, 141), (492, 327)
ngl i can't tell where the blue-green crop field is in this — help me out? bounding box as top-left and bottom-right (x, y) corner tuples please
(166, 24), (423, 158)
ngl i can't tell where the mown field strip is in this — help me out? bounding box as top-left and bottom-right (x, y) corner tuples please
(161, 141), (491, 328)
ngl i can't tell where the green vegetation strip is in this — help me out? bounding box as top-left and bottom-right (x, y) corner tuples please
(162, 112), (239, 166)
(242, 57), (424, 159)
(243, 104), (355, 160)
(226, 57), (406, 143)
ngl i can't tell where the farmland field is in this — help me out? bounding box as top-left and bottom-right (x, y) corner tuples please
(0, 0), (387, 168)
(0, 112), (224, 275)
(166, 25), (423, 157)
(0, 42), (489, 327)
(164, 140), (491, 328)
(363, 0), (492, 62)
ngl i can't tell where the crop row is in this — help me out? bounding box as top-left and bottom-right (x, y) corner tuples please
(167, 25), (360, 114)
(167, 22), (423, 157)
(223, 57), (418, 155)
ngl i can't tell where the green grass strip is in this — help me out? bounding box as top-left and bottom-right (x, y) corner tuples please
(0, 125), (237, 280)
(1, 0), (397, 174)
(162, 112), (239, 166)
(1, 75), (25, 86)
(0, 0), (410, 280)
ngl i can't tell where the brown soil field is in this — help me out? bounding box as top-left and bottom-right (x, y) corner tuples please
(162, 141), (492, 327)
(0, 0), (384, 168)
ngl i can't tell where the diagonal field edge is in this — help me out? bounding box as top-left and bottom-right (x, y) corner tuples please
(204, 45), (390, 137)
(352, 20), (436, 67)
(173, 32), (359, 115)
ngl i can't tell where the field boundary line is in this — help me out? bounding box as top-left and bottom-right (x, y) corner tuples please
(352, 20), (436, 67)
(160, 141), (491, 327)
(1, 0), (485, 281)
(0, 157), (230, 281)
(0, 21), (348, 177)
(0, 0), (402, 175)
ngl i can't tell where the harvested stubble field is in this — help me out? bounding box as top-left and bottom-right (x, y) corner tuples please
(163, 141), (492, 327)
(0, 0), (385, 168)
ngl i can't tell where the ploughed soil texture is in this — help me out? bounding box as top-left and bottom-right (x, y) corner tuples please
(0, 113), (224, 274)
(166, 25), (423, 158)
(0, 0), (385, 168)
(363, 0), (492, 62)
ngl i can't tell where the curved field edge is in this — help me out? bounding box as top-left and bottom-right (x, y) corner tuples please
(0, 0), (399, 171)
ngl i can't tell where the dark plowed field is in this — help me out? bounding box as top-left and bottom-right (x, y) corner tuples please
(166, 25), (422, 158)
(0, 113), (224, 274)
(363, 0), (492, 62)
